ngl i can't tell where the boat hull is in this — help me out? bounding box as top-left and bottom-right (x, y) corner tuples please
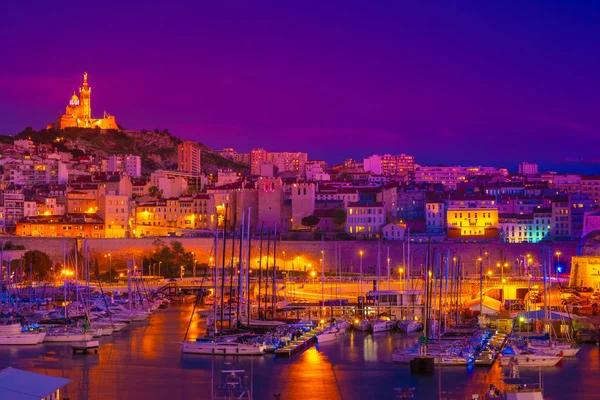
(44, 333), (94, 343)
(0, 332), (46, 345)
(500, 355), (562, 367)
(181, 341), (266, 356)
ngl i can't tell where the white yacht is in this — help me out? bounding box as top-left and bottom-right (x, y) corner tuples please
(317, 326), (341, 343)
(181, 340), (266, 356)
(44, 327), (93, 343)
(0, 324), (46, 345)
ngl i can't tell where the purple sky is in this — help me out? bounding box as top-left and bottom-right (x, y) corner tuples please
(1, 1), (599, 171)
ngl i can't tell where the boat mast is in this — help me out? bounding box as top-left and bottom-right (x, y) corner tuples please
(264, 228), (271, 319)
(407, 228), (411, 288)
(228, 214), (237, 330)
(257, 223), (264, 320)
(237, 211), (245, 327)
(220, 204), (229, 328)
(62, 239), (68, 319)
(272, 224), (277, 319)
(213, 222), (219, 340)
(245, 209), (251, 325)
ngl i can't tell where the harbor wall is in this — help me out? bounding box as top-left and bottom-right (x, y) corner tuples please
(0, 236), (580, 275)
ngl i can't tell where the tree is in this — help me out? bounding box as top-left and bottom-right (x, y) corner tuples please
(22, 250), (53, 280)
(332, 209), (347, 230)
(301, 215), (320, 231)
(148, 186), (162, 198)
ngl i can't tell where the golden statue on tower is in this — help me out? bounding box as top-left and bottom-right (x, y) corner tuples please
(49, 72), (119, 130)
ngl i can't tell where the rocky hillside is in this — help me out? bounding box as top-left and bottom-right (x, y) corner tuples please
(1, 127), (248, 176)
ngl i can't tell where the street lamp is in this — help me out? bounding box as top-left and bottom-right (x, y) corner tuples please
(158, 261), (162, 278)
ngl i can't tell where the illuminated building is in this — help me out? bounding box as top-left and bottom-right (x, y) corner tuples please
(425, 195), (446, 234)
(414, 165), (507, 189)
(49, 72), (118, 130)
(346, 202), (385, 239)
(446, 194), (498, 238)
(363, 154), (415, 176)
(0, 186), (24, 233)
(498, 208), (551, 243)
(108, 154), (142, 177)
(17, 214), (105, 238)
(267, 152), (308, 176)
(551, 196), (570, 240)
(250, 149), (308, 177)
(134, 195), (215, 237)
(150, 169), (204, 195)
(382, 222), (406, 240)
(581, 176), (600, 205)
(518, 162), (538, 175)
(257, 177), (284, 228)
(569, 193), (595, 240)
(66, 190), (98, 214)
(98, 194), (131, 238)
(177, 141), (202, 175)
(250, 148), (268, 176)
(291, 183), (316, 229)
(3, 159), (68, 186)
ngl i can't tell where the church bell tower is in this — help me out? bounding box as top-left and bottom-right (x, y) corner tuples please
(79, 72), (91, 123)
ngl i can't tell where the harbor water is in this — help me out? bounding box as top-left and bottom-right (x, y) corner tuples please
(1, 303), (599, 399)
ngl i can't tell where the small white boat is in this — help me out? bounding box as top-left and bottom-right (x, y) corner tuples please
(372, 319), (396, 333)
(353, 319), (371, 332)
(398, 320), (423, 333)
(499, 353), (562, 367)
(335, 319), (351, 331)
(0, 324), (46, 345)
(318, 327), (341, 343)
(181, 340), (266, 356)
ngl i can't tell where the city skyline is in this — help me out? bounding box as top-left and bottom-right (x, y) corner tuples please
(1, 1), (599, 170)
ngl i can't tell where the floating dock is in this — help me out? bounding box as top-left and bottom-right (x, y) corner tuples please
(72, 340), (100, 355)
(275, 334), (318, 357)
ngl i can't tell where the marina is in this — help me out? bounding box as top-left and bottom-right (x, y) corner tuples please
(1, 302), (600, 399)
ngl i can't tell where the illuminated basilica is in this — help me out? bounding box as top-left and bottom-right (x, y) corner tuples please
(49, 72), (119, 130)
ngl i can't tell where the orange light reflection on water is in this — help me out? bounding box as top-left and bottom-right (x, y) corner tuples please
(279, 347), (342, 400)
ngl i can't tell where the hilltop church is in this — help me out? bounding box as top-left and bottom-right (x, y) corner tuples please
(48, 72), (119, 130)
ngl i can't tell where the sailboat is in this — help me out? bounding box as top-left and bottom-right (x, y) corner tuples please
(182, 209), (266, 356)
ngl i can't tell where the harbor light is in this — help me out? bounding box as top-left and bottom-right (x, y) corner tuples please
(310, 271), (316, 277)
(320, 319), (325, 324)
(354, 319), (359, 324)
(487, 270), (492, 277)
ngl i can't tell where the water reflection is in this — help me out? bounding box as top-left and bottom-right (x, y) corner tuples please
(0, 303), (599, 399)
